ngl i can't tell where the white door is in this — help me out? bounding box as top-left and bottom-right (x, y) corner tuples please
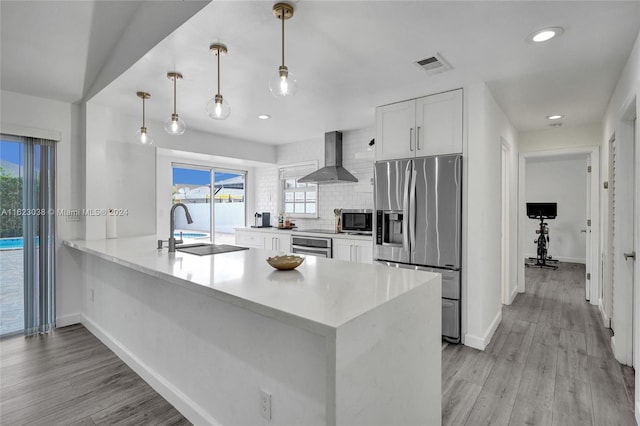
(612, 116), (635, 365)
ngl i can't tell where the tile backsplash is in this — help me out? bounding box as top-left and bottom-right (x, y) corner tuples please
(254, 128), (374, 229)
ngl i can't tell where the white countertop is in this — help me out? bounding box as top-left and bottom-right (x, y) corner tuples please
(64, 235), (438, 335)
(235, 226), (373, 241)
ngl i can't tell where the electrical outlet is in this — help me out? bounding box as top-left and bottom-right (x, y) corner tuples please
(260, 389), (271, 421)
(89, 289), (94, 302)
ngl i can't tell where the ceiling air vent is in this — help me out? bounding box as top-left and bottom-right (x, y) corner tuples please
(415, 53), (452, 76)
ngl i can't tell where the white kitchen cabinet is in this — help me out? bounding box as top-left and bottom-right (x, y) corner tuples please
(334, 238), (373, 264)
(415, 90), (463, 156)
(375, 89), (462, 161)
(266, 234), (291, 253)
(235, 230), (265, 248)
(375, 100), (416, 160)
(235, 229), (291, 252)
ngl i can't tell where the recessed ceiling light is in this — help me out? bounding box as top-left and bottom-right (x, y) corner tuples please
(546, 115), (564, 120)
(258, 114), (271, 120)
(529, 27), (564, 43)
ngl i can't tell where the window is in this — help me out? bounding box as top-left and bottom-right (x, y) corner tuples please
(280, 162), (318, 218)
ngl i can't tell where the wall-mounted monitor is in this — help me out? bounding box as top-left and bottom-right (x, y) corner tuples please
(526, 202), (557, 219)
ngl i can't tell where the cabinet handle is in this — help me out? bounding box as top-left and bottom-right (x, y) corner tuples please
(416, 126), (421, 150)
(409, 128), (414, 151)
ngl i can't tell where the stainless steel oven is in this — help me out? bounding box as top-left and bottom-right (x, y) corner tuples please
(291, 235), (332, 258)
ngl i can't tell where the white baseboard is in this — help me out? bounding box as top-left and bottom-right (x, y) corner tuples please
(56, 313), (81, 328)
(598, 298), (611, 328)
(508, 286), (519, 305)
(464, 310), (502, 351)
(81, 315), (221, 426)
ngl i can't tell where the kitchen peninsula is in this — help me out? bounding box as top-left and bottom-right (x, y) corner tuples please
(64, 236), (441, 426)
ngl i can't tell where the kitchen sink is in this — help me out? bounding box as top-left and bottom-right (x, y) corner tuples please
(177, 242), (210, 249)
(177, 244), (249, 256)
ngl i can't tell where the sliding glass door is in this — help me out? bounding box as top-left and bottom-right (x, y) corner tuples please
(213, 170), (245, 244)
(1, 135), (56, 337)
(0, 139), (25, 336)
(171, 164), (245, 244)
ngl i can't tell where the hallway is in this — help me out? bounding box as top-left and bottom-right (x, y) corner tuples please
(442, 262), (636, 425)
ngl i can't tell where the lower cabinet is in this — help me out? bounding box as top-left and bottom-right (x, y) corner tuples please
(266, 234), (291, 252)
(235, 230), (291, 252)
(333, 239), (373, 264)
(235, 230), (264, 248)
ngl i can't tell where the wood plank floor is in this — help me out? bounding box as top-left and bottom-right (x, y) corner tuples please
(443, 262), (637, 426)
(0, 324), (191, 425)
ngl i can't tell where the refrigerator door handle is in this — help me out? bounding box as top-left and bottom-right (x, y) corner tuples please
(409, 164), (417, 261)
(402, 161), (412, 252)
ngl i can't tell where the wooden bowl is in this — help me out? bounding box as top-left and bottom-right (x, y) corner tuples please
(266, 255), (305, 270)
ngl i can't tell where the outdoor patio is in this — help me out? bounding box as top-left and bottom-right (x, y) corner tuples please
(0, 249), (23, 336)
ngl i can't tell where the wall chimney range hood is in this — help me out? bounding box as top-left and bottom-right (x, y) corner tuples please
(298, 131), (358, 184)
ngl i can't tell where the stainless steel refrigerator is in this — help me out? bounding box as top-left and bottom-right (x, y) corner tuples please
(374, 154), (462, 342)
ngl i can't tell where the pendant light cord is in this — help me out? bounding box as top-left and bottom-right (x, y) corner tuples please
(217, 48), (221, 96)
(142, 97), (146, 127)
(281, 10), (285, 67)
(173, 77), (177, 115)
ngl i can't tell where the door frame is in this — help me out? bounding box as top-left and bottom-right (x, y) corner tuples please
(501, 138), (513, 304)
(517, 146), (600, 304)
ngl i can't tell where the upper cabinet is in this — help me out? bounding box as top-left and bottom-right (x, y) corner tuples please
(375, 89), (463, 161)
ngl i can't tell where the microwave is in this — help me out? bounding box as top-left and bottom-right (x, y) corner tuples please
(341, 209), (373, 234)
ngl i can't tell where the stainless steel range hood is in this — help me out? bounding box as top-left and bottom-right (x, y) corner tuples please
(298, 131), (358, 184)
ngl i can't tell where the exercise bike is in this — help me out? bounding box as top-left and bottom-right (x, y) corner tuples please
(526, 203), (558, 270)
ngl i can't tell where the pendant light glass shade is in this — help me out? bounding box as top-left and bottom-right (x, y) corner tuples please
(208, 43), (230, 120)
(270, 3), (297, 98)
(135, 127), (153, 145)
(164, 113), (186, 135)
(164, 72), (186, 135)
(135, 92), (153, 145)
(207, 94), (231, 120)
(269, 65), (297, 97)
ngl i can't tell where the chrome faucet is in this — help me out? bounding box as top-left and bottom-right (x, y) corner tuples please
(168, 203), (193, 252)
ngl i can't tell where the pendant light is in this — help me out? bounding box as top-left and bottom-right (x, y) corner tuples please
(269, 2), (297, 98)
(164, 72), (186, 135)
(135, 91), (153, 145)
(207, 43), (230, 120)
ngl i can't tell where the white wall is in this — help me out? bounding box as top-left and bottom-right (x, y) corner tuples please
(463, 83), (519, 350)
(525, 156), (588, 263)
(519, 125), (601, 153)
(0, 90), (83, 325)
(254, 128), (375, 229)
(84, 104), (275, 241)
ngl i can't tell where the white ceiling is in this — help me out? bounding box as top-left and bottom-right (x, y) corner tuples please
(3, 1), (640, 146)
(0, 1), (141, 102)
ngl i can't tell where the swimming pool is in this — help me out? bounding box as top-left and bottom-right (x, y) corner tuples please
(0, 237), (40, 250)
(0, 237), (24, 250)
(173, 232), (209, 239)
